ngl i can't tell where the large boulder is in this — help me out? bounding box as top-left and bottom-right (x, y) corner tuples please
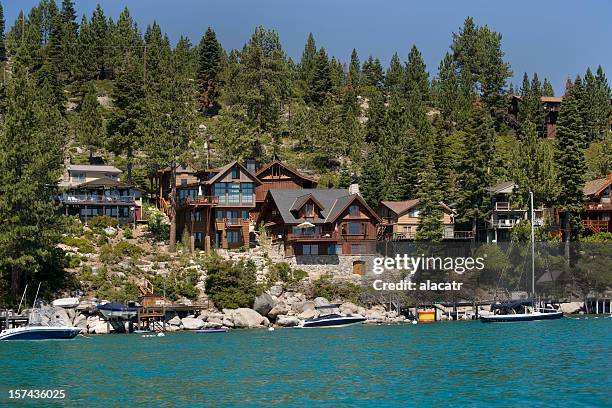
(253, 293), (277, 316)
(232, 308), (266, 328)
(181, 317), (205, 330)
(268, 301), (289, 321)
(276, 315), (300, 327)
(221, 317), (234, 328)
(73, 314), (88, 329)
(268, 285), (283, 297)
(298, 309), (319, 320)
(559, 302), (583, 314)
(167, 316), (182, 326)
(92, 321), (110, 334)
(340, 302), (360, 315)
(203, 321), (223, 329)
(314, 297), (330, 308)
(295, 300), (315, 313)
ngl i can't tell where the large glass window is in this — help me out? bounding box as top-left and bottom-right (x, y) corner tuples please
(303, 244), (318, 255)
(348, 222), (362, 235)
(214, 183), (227, 204)
(304, 203), (314, 217)
(231, 168), (239, 179)
(216, 209), (224, 221)
(228, 183), (240, 205)
(194, 211), (202, 222)
(329, 244), (342, 255)
(226, 231), (239, 243)
(349, 204), (360, 216)
(242, 183), (254, 204)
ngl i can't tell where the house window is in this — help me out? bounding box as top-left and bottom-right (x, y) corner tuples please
(304, 203), (314, 218)
(231, 168), (239, 179)
(194, 232), (203, 243)
(214, 183), (227, 204)
(303, 244), (318, 255)
(119, 207), (129, 218)
(180, 179), (188, 185)
(349, 204), (359, 216)
(227, 230), (239, 243)
(272, 165), (280, 177)
(348, 222), (363, 235)
(104, 207), (117, 217)
(194, 211), (202, 222)
(72, 173), (85, 183)
(351, 244), (366, 254)
(228, 183), (240, 205)
(329, 244), (342, 255)
(216, 209), (224, 221)
(242, 183), (254, 204)
(242, 210), (248, 220)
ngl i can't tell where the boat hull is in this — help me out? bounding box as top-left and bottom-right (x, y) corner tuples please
(99, 310), (137, 320)
(480, 311), (563, 323)
(0, 327), (81, 341)
(301, 316), (367, 328)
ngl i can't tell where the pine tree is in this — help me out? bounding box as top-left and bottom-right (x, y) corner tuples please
(555, 83), (587, 242)
(590, 66), (612, 140)
(384, 52), (404, 94)
(0, 2), (6, 62)
(308, 47), (332, 105)
(76, 81), (104, 157)
(542, 78), (554, 97)
(415, 143), (445, 242)
(433, 52), (472, 131)
(361, 56), (384, 90)
(107, 53), (146, 182)
(197, 27), (222, 116)
(405, 45), (430, 105)
(349, 48), (360, 90)
(299, 32), (317, 95)
(456, 106), (496, 239)
(0, 65), (66, 298)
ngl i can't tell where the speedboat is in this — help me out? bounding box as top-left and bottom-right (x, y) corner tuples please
(298, 305), (367, 328)
(97, 302), (138, 320)
(52, 297), (80, 308)
(480, 300), (563, 323)
(0, 325), (81, 341)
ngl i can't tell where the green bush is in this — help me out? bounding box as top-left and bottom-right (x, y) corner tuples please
(79, 266), (140, 302)
(123, 227), (133, 239)
(65, 253), (82, 268)
(148, 212), (170, 241)
(268, 262), (308, 286)
(148, 268), (200, 301)
(62, 236), (95, 254)
(582, 232), (612, 243)
(99, 242), (143, 264)
(310, 274), (363, 303)
(88, 215), (118, 232)
(204, 256), (258, 309)
(62, 215), (84, 236)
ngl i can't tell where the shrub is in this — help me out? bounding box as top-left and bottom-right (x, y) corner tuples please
(63, 215), (84, 236)
(309, 274), (363, 304)
(123, 227), (133, 239)
(88, 215), (118, 232)
(204, 256), (258, 309)
(148, 268), (200, 301)
(62, 236), (95, 254)
(114, 241), (143, 259)
(267, 262), (308, 286)
(65, 253), (81, 268)
(148, 212), (170, 242)
(582, 232), (612, 243)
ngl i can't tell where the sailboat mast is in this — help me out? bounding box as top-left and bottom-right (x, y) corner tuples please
(530, 191), (535, 302)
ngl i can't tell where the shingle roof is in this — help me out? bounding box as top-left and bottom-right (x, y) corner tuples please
(380, 199), (420, 215)
(256, 160), (317, 182)
(68, 165), (122, 173)
(289, 193), (325, 212)
(268, 189), (350, 224)
(486, 181), (517, 194)
(583, 174), (612, 196)
(203, 161), (261, 185)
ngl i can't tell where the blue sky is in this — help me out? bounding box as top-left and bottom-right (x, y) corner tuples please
(5, 0), (611, 94)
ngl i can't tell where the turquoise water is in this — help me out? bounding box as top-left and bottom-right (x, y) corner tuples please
(1, 318), (610, 407)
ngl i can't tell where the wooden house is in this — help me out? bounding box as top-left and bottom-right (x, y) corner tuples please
(582, 174), (612, 234)
(508, 95), (562, 138)
(153, 165), (199, 213)
(252, 160), (317, 220)
(377, 200), (470, 240)
(175, 161), (260, 252)
(58, 164), (143, 224)
(257, 189), (381, 259)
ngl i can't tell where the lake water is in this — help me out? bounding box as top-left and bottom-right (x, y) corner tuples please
(1, 318), (610, 407)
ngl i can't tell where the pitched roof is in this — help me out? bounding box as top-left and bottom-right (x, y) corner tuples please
(68, 164), (122, 173)
(583, 174), (612, 196)
(201, 161), (262, 185)
(486, 180), (517, 194)
(256, 160), (317, 183)
(268, 189), (349, 224)
(380, 199), (420, 215)
(289, 193), (325, 212)
(379, 199), (453, 216)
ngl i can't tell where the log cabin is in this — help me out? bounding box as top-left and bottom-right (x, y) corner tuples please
(257, 189), (381, 260)
(582, 174), (612, 234)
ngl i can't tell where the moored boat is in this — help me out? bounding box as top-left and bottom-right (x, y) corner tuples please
(97, 302), (138, 320)
(480, 300), (563, 323)
(298, 305), (367, 328)
(0, 325), (81, 341)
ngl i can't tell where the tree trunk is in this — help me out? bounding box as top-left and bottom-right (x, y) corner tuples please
(564, 212), (571, 267)
(11, 265), (21, 298)
(127, 145), (133, 183)
(471, 218), (477, 242)
(168, 158), (177, 252)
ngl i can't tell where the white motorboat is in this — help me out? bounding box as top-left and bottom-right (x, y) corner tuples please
(0, 325), (81, 341)
(298, 305), (367, 328)
(52, 297), (80, 308)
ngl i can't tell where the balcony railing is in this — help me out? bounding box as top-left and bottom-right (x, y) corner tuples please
(493, 202), (525, 212)
(492, 218), (522, 228)
(585, 201), (612, 211)
(59, 195), (135, 204)
(583, 219), (610, 233)
(182, 196), (219, 206)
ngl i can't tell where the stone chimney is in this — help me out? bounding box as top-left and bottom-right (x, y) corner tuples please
(349, 183), (360, 196)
